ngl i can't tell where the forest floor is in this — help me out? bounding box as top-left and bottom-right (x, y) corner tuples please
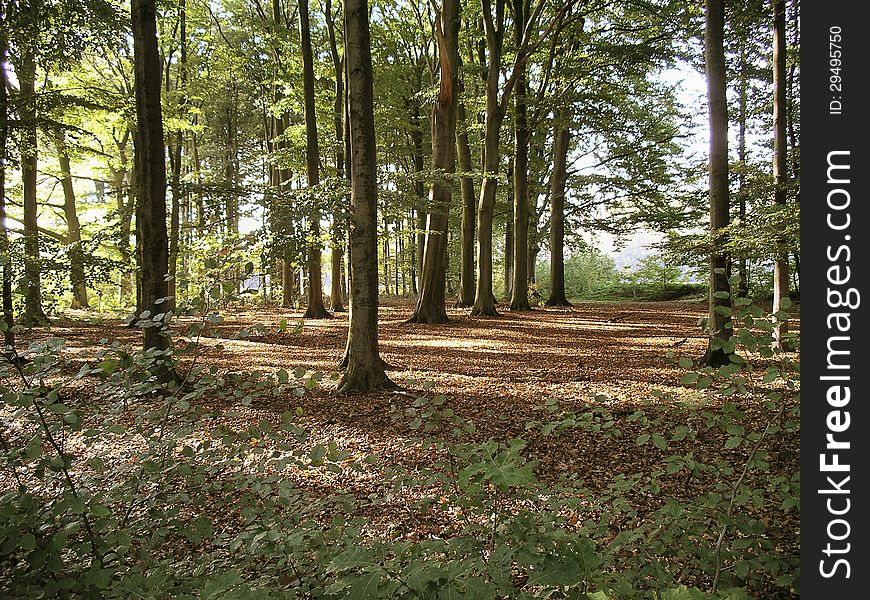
(14, 298), (800, 598)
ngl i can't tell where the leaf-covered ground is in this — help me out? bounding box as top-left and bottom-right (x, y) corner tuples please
(13, 298), (800, 597)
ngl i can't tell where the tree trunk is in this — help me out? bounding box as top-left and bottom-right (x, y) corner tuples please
(509, 0), (531, 311)
(132, 0), (172, 357)
(19, 48), (50, 325)
(299, 0), (331, 319)
(326, 0), (346, 312)
(409, 100), (427, 286)
(545, 121), (573, 307)
(701, 0), (731, 367)
(408, 0), (460, 324)
(0, 32), (15, 346)
(472, 0), (517, 317)
(735, 39), (749, 299)
(382, 224), (391, 296)
(111, 127), (135, 307)
(168, 138), (182, 311)
(771, 0), (789, 347)
(503, 199), (513, 300)
(54, 129), (89, 309)
(167, 0), (186, 312)
(337, 0), (396, 393)
(456, 98), (476, 307)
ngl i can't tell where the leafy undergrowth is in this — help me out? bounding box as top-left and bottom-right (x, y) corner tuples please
(1, 296), (799, 599)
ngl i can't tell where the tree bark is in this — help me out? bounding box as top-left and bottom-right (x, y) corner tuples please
(471, 0), (507, 317)
(408, 0), (460, 324)
(132, 0), (172, 357)
(545, 120), (573, 307)
(167, 0), (186, 312)
(54, 129), (89, 309)
(299, 0), (331, 319)
(111, 127), (135, 307)
(409, 99), (427, 286)
(18, 47), (50, 325)
(735, 38), (749, 299)
(508, 0), (531, 311)
(455, 98), (476, 307)
(326, 0), (346, 312)
(337, 0), (396, 393)
(0, 32), (15, 346)
(771, 0), (789, 347)
(702, 0), (732, 367)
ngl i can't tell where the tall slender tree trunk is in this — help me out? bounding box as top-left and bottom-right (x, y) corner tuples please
(503, 196), (513, 300)
(326, 0), (346, 312)
(299, 0), (330, 319)
(19, 48), (50, 325)
(168, 139), (182, 309)
(471, 7), (505, 317)
(509, 0), (531, 311)
(167, 0), (186, 311)
(337, 0), (396, 393)
(771, 0), (789, 347)
(0, 31), (15, 346)
(702, 0), (731, 367)
(132, 0), (172, 357)
(54, 129), (89, 309)
(735, 39), (749, 299)
(409, 98), (427, 286)
(472, 0), (529, 316)
(111, 127), (135, 307)
(408, 0), (460, 324)
(456, 98), (476, 307)
(545, 119), (572, 307)
(382, 225), (391, 296)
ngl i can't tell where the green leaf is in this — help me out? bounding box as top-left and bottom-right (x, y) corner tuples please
(681, 372), (698, 385)
(635, 434), (650, 446)
(651, 434), (667, 450)
(659, 586), (710, 600)
(526, 555), (585, 587)
(344, 571), (381, 600)
(20, 534), (37, 551)
(98, 358), (118, 374)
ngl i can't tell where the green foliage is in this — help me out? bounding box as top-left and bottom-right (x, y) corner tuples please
(536, 249), (620, 301)
(0, 287), (797, 598)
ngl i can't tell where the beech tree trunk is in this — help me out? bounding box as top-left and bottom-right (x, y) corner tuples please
(326, 0), (346, 312)
(111, 127), (135, 307)
(19, 48), (50, 325)
(299, 0), (330, 319)
(54, 129), (89, 309)
(545, 120), (573, 307)
(503, 198), (513, 300)
(408, 0), (460, 324)
(0, 32), (15, 346)
(132, 0), (172, 355)
(337, 0), (396, 393)
(471, 0), (506, 317)
(409, 99), (427, 287)
(456, 98), (476, 307)
(736, 39), (749, 299)
(702, 0), (731, 367)
(771, 0), (789, 347)
(167, 0), (186, 312)
(508, 0), (531, 311)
